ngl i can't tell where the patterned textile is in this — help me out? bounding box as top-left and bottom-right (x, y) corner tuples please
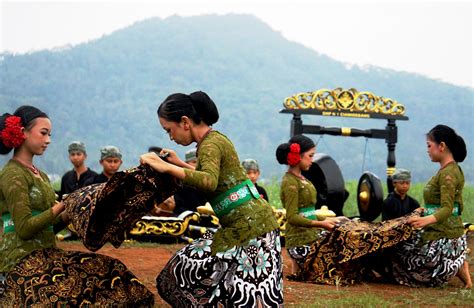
(2, 248), (154, 306)
(389, 232), (467, 287)
(0, 273), (5, 298)
(156, 230), (284, 307)
(300, 210), (421, 285)
(64, 165), (180, 251)
(287, 245), (311, 269)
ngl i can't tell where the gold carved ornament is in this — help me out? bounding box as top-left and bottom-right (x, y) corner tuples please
(128, 208), (289, 239)
(273, 208), (287, 237)
(283, 88), (405, 116)
(129, 212), (201, 237)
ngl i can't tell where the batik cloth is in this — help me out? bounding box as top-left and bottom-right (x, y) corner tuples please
(287, 245), (311, 270)
(1, 248), (154, 306)
(0, 273), (5, 298)
(388, 231), (467, 287)
(64, 165), (180, 251)
(157, 230), (284, 307)
(300, 210), (421, 285)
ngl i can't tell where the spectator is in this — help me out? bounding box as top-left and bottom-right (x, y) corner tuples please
(242, 158), (269, 202)
(184, 148), (197, 167)
(85, 145), (122, 185)
(59, 141), (97, 200)
(381, 168), (420, 220)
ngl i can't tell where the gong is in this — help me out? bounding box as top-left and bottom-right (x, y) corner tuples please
(302, 153), (347, 216)
(357, 171), (383, 221)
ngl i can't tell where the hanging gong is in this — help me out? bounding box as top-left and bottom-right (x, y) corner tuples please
(302, 153), (347, 216)
(357, 171), (383, 221)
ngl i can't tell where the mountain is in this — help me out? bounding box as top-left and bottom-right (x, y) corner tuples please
(1, 14), (473, 183)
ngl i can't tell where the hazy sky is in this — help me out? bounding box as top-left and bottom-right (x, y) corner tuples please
(1, 0), (473, 88)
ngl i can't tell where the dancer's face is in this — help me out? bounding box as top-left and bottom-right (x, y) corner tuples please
(22, 117), (51, 156)
(426, 138), (444, 163)
(159, 116), (193, 146)
(299, 146), (316, 171)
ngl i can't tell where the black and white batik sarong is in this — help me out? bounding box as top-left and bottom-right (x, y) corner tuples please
(389, 231), (467, 287)
(157, 229), (283, 307)
(0, 273), (6, 298)
(287, 246), (311, 269)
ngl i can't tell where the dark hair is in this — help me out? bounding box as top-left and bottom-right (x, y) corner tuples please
(427, 124), (467, 162)
(0, 105), (48, 155)
(275, 134), (315, 165)
(148, 146), (163, 154)
(157, 91), (219, 126)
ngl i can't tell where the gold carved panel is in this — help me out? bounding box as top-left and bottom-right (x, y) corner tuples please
(283, 88), (405, 116)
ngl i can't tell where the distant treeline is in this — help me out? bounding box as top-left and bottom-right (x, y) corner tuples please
(0, 14), (472, 182)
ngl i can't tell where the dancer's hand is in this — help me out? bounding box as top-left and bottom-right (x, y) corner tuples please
(407, 215), (436, 229)
(312, 216), (348, 231)
(319, 219), (337, 231)
(52, 201), (65, 216)
(329, 216), (350, 224)
(60, 208), (71, 224)
(159, 148), (181, 165)
(313, 219), (337, 231)
(158, 148), (195, 169)
(140, 152), (169, 173)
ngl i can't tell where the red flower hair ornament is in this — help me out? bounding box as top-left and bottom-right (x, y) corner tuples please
(1, 115), (25, 148)
(287, 143), (301, 166)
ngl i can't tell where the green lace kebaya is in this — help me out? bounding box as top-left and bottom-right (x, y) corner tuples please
(280, 173), (322, 248)
(0, 160), (61, 272)
(422, 162), (465, 242)
(182, 131), (279, 254)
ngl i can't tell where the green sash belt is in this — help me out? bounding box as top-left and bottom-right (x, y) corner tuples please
(210, 179), (260, 218)
(2, 210), (53, 234)
(299, 206), (317, 220)
(424, 202), (460, 217)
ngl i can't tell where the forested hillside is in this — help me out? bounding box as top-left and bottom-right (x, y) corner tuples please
(1, 14), (472, 182)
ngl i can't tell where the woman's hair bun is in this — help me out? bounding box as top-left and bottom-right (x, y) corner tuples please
(189, 91), (219, 125)
(275, 143), (290, 165)
(427, 124), (466, 163)
(158, 91), (219, 126)
(453, 134), (467, 162)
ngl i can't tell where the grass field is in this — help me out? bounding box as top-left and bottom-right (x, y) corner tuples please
(58, 237), (474, 307)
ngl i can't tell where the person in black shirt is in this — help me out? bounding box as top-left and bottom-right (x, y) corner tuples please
(172, 149), (207, 214)
(85, 145), (123, 185)
(59, 141), (97, 200)
(56, 141), (97, 237)
(241, 158), (269, 202)
(382, 168), (420, 220)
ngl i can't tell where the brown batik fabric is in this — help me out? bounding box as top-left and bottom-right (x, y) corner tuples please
(64, 165), (180, 251)
(300, 209), (422, 285)
(3, 248), (154, 306)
